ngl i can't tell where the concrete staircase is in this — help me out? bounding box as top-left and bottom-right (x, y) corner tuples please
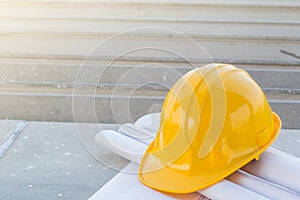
(0, 0), (299, 129)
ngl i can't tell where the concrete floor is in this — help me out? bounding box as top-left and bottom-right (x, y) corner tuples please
(0, 120), (299, 200)
(0, 121), (128, 200)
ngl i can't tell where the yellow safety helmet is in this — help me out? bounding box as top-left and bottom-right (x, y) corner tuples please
(139, 63), (281, 193)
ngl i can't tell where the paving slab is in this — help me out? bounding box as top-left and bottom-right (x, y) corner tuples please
(0, 121), (127, 200)
(272, 129), (300, 157)
(0, 120), (20, 141)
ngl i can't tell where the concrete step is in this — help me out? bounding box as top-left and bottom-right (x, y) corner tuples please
(0, 84), (299, 129)
(1, 18), (300, 40)
(1, 35), (300, 64)
(1, 61), (300, 90)
(1, 0), (300, 22)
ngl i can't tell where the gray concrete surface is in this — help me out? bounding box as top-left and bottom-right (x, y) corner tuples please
(0, 120), (19, 141)
(0, 120), (299, 200)
(272, 129), (300, 157)
(0, 121), (128, 200)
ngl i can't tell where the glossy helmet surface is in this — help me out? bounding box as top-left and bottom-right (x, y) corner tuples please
(139, 63), (281, 193)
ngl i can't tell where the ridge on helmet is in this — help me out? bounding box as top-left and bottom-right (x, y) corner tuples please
(138, 63), (281, 194)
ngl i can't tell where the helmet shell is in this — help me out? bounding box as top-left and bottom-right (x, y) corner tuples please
(139, 63), (281, 193)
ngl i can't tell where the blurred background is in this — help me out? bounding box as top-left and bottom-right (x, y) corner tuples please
(0, 0), (299, 129)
